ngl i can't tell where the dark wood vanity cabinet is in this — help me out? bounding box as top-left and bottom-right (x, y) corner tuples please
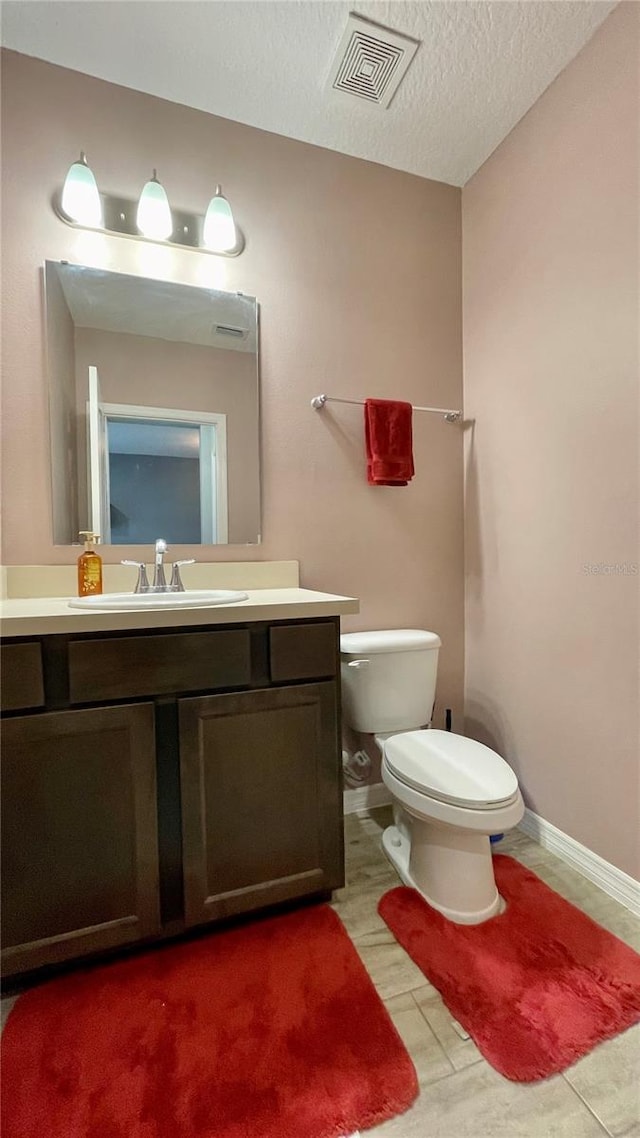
(0, 618), (344, 979)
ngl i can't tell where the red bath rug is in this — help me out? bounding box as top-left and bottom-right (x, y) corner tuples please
(379, 854), (640, 1081)
(1, 905), (417, 1138)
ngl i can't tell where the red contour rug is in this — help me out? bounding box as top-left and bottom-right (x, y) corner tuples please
(1, 904), (418, 1138)
(378, 854), (640, 1081)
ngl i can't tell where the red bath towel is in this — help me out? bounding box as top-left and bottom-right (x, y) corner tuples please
(364, 399), (414, 486)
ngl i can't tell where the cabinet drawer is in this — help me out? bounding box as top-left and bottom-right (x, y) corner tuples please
(0, 642), (44, 711)
(69, 629), (251, 703)
(269, 621), (337, 683)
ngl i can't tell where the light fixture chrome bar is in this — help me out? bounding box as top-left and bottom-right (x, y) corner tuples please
(53, 190), (245, 257)
(311, 393), (462, 423)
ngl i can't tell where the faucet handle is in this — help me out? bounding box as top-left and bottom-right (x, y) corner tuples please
(121, 560), (150, 594)
(170, 559), (196, 592)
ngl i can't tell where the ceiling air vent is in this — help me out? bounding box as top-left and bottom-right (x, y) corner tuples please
(327, 13), (420, 109)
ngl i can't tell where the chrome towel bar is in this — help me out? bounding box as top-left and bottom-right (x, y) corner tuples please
(310, 394), (461, 423)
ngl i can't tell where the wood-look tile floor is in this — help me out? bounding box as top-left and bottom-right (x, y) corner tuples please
(2, 809), (638, 1138)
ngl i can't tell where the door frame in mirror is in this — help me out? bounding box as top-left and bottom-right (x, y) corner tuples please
(92, 402), (229, 545)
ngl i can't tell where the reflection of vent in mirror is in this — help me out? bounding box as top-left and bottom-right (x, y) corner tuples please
(327, 14), (420, 108)
(52, 263), (257, 352)
(214, 325), (247, 339)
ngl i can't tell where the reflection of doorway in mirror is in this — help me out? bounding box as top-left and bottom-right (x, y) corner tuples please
(88, 375), (228, 544)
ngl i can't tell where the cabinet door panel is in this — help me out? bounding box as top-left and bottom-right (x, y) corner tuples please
(1, 703), (160, 975)
(180, 684), (343, 925)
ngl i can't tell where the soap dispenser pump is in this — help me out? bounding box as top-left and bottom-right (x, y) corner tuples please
(77, 531), (103, 597)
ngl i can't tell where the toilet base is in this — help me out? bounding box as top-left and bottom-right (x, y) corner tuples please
(382, 823), (505, 925)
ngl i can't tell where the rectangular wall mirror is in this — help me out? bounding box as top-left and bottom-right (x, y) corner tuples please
(45, 262), (260, 546)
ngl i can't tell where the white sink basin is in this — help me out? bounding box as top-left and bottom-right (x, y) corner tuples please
(68, 589), (249, 611)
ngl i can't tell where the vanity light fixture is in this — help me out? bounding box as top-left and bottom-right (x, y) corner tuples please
(136, 170), (173, 241)
(60, 152), (102, 227)
(53, 155), (245, 257)
(203, 185), (236, 253)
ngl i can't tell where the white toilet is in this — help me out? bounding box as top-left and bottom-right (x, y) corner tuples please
(340, 629), (524, 925)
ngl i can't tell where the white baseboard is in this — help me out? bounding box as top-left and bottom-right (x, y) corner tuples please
(519, 808), (640, 917)
(343, 782), (392, 815)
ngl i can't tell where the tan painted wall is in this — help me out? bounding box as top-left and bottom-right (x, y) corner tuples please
(0, 50), (464, 727)
(462, 3), (639, 876)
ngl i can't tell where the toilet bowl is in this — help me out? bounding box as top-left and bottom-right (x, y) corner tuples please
(340, 629), (524, 925)
(379, 729), (523, 923)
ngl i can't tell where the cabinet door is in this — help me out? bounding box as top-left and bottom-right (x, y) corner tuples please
(179, 683), (344, 926)
(1, 703), (160, 976)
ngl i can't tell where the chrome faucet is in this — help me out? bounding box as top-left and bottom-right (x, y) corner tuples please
(153, 538), (168, 589)
(121, 540), (196, 594)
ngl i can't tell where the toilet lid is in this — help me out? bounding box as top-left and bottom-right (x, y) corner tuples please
(340, 629), (441, 655)
(383, 730), (519, 809)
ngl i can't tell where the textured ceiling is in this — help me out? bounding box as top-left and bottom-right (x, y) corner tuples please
(1, 0), (617, 185)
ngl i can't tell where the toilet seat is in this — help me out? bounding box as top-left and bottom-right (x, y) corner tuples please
(383, 730), (519, 810)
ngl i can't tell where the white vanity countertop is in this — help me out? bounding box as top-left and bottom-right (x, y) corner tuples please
(0, 588), (359, 637)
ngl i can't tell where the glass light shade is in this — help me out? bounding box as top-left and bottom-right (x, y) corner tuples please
(203, 185), (237, 252)
(136, 171), (173, 240)
(61, 153), (102, 226)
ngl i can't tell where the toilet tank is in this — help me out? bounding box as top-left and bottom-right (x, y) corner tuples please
(340, 629), (441, 734)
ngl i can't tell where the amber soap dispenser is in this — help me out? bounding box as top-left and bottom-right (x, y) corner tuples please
(77, 531), (103, 597)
